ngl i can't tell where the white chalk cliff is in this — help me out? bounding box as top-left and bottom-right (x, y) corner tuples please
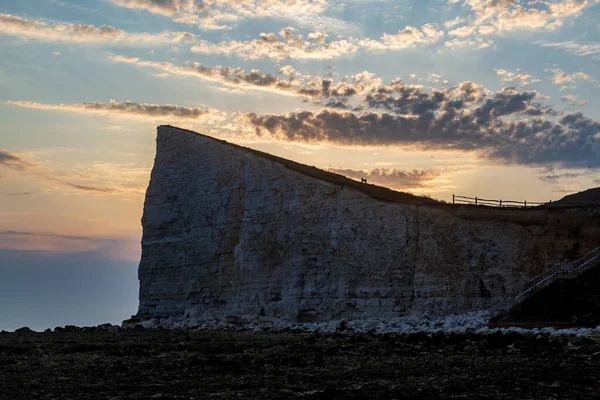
(136, 126), (600, 322)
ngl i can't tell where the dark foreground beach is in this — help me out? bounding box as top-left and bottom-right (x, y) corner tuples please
(1, 328), (600, 399)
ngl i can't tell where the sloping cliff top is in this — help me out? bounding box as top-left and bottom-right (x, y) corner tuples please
(551, 187), (600, 208)
(159, 125), (440, 206)
(159, 125), (600, 213)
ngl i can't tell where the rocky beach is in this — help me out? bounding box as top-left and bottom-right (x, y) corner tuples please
(2, 326), (600, 399)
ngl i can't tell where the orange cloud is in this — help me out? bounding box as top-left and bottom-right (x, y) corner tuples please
(0, 13), (196, 45)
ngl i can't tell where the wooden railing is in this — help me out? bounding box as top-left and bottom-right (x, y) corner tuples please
(516, 245), (600, 299)
(452, 195), (548, 208)
(489, 246), (600, 314)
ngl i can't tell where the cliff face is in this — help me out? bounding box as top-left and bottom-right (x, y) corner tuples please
(137, 126), (600, 321)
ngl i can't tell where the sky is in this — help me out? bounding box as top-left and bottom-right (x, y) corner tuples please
(1, 0), (599, 330)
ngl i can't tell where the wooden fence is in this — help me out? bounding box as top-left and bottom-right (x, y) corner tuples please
(452, 195), (548, 208)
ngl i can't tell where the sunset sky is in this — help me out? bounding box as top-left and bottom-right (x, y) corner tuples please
(1, 0), (599, 329)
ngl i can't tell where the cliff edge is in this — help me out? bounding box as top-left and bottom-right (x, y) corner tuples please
(136, 125), (600, 322)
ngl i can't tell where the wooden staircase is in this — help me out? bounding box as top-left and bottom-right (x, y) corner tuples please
(516, 245), (600, 301)
(490, 245), (600, 327)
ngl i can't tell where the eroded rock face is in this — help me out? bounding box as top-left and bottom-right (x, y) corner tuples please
(136, 126), (600, 321)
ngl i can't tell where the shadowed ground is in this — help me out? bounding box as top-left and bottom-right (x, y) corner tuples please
(2, 329), (600, 399)
(492, 262), (600, 328)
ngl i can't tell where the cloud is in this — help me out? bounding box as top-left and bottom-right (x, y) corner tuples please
(5, 192), (33, 197)
(63, 161), (151, 194)
(448, 25), (478, 38)
(108, 0), (328, 30)
(109, 55), (394, 104)
(538, 40), (600, 56)
(48, 0), (102, 15)
(0, 13), (196, 45)
(538, 171), (589, 184)
(8, 99), (221, 121)
(494, 68), (540, 86)
(444, 16), (466, 28)
(243, 83), (600, 168)
(0, 230), (96, 241)
(108, 0), (190, 18)
(108, 0), (233, 30)
(548, 68), (592, 85)
(190, 24), (444, 60)
(278, 65), (295, 76)
(0, 150), (31, 171)
(0, 230), (140, 258)
(363, 80), (489, 116)
(63, 182), (116, 193)
(0, 150), (138, 194)
(560, 94), (588, 106)
(443, 37), (494, 49)
(358, 24), (444, 51)
(328, 168), (444, 189)
(109, 55), (308, 97)
(448, 0), (597, 38)
(190, 27), (358, 60)
(561, 94), (578, 102)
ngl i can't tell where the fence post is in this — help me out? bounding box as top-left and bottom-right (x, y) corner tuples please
(475, 197), (478, 205)
(452, 194), (455, 204)
(499, 199), (502, 207)
(524, 200), (527, 208)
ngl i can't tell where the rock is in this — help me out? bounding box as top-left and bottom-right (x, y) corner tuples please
(63, 325), (81, 332)
(122, 318), (150, 329)
(130, 324), (146, 331)
(54, 327), (64, 332)
(140, 318), (160, 329)
(337, 320), (351, 332)
(222, 316), (247, 325)
(15, 327), (34, 333)
(134, 125), (600, 324)
(44, 328), (52, 333)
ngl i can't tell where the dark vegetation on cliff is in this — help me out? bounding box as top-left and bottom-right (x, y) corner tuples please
(550, 187), (600, 208)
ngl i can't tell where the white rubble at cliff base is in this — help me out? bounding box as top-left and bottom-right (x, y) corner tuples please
(133, 311), (600, 338)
